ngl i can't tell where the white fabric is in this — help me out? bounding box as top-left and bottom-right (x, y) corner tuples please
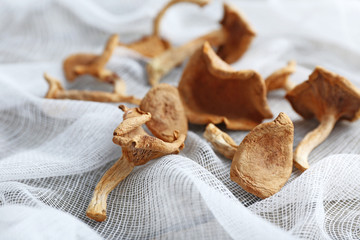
(1, 0), (360, 239)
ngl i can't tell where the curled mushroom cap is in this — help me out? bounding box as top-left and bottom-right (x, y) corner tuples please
(63, 34), (119, 83)
(87, 105), (186, 222)
(286, 66), (360, 171)
(147, 3), (256, 86)
(265, 60), (296, 92)
(230, 112), (294, 199)
(140, 83), (188, 142)
(178, 41), (272, 130)
(113, 106), (186, 166)
(216, 3), (256, 64)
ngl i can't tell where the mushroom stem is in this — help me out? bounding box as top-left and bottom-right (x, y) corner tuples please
(147, 28), (226, 86)
(54, 90), (141, 105)
(203, 123), (237, 159)
(265, 60), (296, 92)
(294, 114), (337, 171)
(86, 156), (135, 222)
(152, 0), (209, 36)
(44, 73), (141, 105)
(74, 34), (119, 84)
(74, 67), (117, 84)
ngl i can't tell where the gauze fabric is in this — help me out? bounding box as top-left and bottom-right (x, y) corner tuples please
(1, 0), (360, 239)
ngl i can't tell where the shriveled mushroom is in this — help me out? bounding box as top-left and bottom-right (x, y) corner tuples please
(178, 41), (272, 130)
(147, 3), (256, 86)
(87, 105), (186, 221)
(265, 60), (296, 92)
(44, 73), (141, 105)
(63, 34), (119, 83)
(286, 67), (360, 171)
(204, 113), (294, 198)
(118, 0), (209, 58)
(140, 83), (188, 142)
(230, 112), (294, 198)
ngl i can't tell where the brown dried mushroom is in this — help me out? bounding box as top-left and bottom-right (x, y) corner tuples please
(204, 113), (294, 198)
(86, 105), (186, 222)
(147, 3), (256, 86)
(265, 60), (296, 92)
(44, 73), (141, 105)
(118, 0), (209, 58)
(63, 34), (119, 83)
(178, 41), (272, 130)
(286, 67), (360, 171)
(140, 83), (188, 142)
(230, 112), (294, 199)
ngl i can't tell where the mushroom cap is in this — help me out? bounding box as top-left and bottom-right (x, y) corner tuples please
(63, 54), (98, 81)
(286, 66), (360, 122)
(63, 34), (119, 82)
(230, 112), (294, 199)
(216, 3), (256, 64)
(113, 106), (185, 166)
(119, 35), (171, 58)
(178, 41), (272, 130)
(140, 83), (188, 142)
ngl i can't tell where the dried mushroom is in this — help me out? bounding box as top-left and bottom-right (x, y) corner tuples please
(86, 105), (186, 221)
(140, 83), (188, 142)
(230, 113), (294, 198)
(44, 73), (141, 105)
(119, 0), (209, 58)
(178, 41), (272, 130)
(204, 113), (294, 198)
(286, 67), (360, 171)
(203, 123), (237, 159)
(265, 60), (296, 92)
(63, 34), (119, 83)
(147, 3), (256, 86)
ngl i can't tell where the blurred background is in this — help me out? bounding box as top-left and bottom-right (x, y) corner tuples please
(1, 0), (360, 67)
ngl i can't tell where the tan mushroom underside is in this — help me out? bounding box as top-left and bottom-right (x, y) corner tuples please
(178, 42), (272, 130)
(230, 113), (294, 199)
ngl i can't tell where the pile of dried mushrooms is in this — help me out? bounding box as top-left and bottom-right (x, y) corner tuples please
(42, 1), (360, 222)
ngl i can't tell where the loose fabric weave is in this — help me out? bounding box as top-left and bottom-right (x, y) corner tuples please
(1, 0), (360, 239)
